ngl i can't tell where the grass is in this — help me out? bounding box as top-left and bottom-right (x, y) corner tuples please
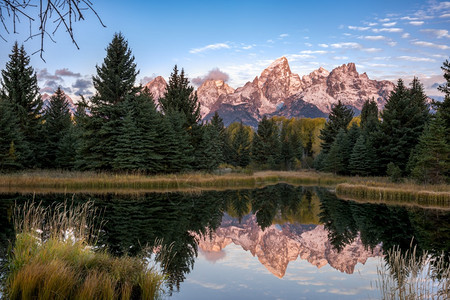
(3, 201), (165, 300)
(336, 182), (450, 208)
(0, 169), (346, 193)
(375, 245), (449, 299)
(0, 169), (448, 206)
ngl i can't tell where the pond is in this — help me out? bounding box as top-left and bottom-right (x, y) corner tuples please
(0, 184), (449, 299)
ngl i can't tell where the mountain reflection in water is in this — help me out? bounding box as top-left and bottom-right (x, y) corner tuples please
(0, 184), (448, 295)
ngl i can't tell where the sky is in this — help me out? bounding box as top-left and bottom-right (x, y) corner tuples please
(0, 0), (449, 102)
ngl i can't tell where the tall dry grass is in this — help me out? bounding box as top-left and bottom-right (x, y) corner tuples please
(4, 201), (165, 300)
(336, 183), (450, 208)
(375, 245), (449, 299)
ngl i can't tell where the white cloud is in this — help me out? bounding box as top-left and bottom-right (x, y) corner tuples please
(300, 50), (328, 54)
(409, 21), (424, 26)
(368, 22), (378, 26)
(318, 43), (329, 48)
(190, 43), (231, 54)
(279, 33), (289, 38)
(387, 41), (397, 46)
(373, 28), (403, 33)
(401, 16), (419, 20)
(267, 39), (274, 43)
(402, 33), (411, 38)
(362, 48), (382, 52)
(330, 42), (361, 49)
(348, 26), (371, 31)
(420, 29), (450, 39)
(440, 13), (450, 18)
(366, 63), (397, 67)
(383, 22), (397, 27)
(242, 45), (253, 50)
(360, 35), (386, 40)
(332, 56), (349, 60)
(304, 42), (313, 47)
(398, 56), (436, 62)
(379, 18), (390, 22)
(286, 54), (315, 61)
(430, 1), (450, 11)
(412, 40), (450, 50)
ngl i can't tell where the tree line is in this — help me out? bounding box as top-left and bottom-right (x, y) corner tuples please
(314, 67), (450, 184)
(0, 33), (448, 183)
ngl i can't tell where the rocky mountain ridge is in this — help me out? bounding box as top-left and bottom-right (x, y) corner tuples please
(145, 57), (395, 127)
(196, 214), (382, 278)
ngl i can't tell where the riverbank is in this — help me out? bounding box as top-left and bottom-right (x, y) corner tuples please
(0, 170), (448, 206)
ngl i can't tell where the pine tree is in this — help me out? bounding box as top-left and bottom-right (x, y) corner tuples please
(280, 124), (295, 170)
(380, 78), (430, 174)
(251, 116), (280, 168)
(324, 138), (344, 175)
(230, 122), (251, 167)
(434, 59), (450, 141)
(0, 98), (26, 170)
(79, 33), (138, 170)
(210, 112), (226, 165)
(409, 114), (450, 183)
(158, 111), (193, 173)
(159, 65), (200, 129)
(0, 42), (44, 168)
(360, 98), (379, 132)
(349, 134), (377, 176)
(42, 87), (74, 168)
(319, 100), (354, 153)
(323, 129), (348, 175)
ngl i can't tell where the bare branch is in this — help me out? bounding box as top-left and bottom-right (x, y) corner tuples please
(0, 0), (104, 60)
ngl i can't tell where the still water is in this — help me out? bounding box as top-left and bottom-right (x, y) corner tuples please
(0, 184), (449, 299)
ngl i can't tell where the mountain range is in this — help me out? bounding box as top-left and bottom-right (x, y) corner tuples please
(195, 214), (382, 278)
(146, 57), (395, 127)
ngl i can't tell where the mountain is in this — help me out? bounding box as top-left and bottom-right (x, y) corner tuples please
(200, 57), (394, 126)
(196, 214), (382, 278)
(41, 93), (77, 114)
(144, 76), (167, 101)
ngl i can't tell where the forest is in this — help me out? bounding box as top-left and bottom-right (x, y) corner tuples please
(0, 33), (449, 184)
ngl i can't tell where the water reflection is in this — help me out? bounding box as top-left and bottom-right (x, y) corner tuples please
(0, 184), (448, 294)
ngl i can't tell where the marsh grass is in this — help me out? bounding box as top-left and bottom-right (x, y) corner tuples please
(4, 201), (165, 300)
(336, 183), (450, 208)
(0, 170), (345, 193)
(375, 245), (450, 299)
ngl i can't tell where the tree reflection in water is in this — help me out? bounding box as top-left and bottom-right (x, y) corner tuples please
(0, 184), (448, 294)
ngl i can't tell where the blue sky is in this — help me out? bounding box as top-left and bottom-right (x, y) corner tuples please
(0, 0), (449, 101)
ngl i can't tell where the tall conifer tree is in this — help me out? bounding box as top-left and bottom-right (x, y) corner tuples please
(42, 87), (74, 168)
(79, 33), (138, 170)
(1, 42), (44, 168)
(380, 78), (429, 174)
(319, 100), (354, 153)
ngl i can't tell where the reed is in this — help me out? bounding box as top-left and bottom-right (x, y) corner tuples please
(375, 245), (449, 299)
(0, 170), (344, 192)
(4, 201), (165, 300)
(336, 183), (450, 208)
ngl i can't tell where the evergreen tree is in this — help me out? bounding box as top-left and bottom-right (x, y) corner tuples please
(380, 78), (430, 174)
(159, 65), (200, 129)
(0, 99), (26, 170)
(210, 112), (226, 165)
(159, 111), (193, 173)
(0, 42), (44, 168)
(251, 116), (280, 168)
(324, 137), (344, 175)
(42, 87), (73, 169)
(349, 134), (377, 176)
(409, 114), (450, 184)
(79, 33), (138, 170)
(360, 98), (379, 132)
(319, 100), (354, 153)
(434, 59), (450, 141)
(323, 129), (349, 175)
(191, 123), (222, 171)
(280, 124), (295, 170)
(230, 122), (251, 167)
